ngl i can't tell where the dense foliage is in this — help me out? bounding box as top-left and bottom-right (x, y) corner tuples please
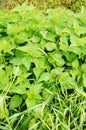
(0, 3), (86, 130)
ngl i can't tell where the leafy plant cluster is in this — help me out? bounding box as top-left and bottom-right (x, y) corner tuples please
(0, 0), (86, 12)
(0, 3), (86, 130)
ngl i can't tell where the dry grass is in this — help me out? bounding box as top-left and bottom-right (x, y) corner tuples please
(0, 0), (86, 11)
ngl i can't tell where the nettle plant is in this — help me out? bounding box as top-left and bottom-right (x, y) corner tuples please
(0, 3), (86, 130)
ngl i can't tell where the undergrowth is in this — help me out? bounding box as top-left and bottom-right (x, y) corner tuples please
(0, 3), (86, 130)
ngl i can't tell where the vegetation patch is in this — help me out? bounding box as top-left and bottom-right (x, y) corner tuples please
(0, 0), (86, 12)
(0, 3), (86, 129)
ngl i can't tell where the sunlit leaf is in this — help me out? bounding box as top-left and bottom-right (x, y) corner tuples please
(10, 95), (22, 109)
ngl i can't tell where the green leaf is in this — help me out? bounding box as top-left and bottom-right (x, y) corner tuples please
(60, 35), (68, 45)
(82, 73), (86, 87)
(17, 44), (42, 57)
(40, 30), (55, 42)
(51, 67), (64, 77)
(30, 83), (42, 94)
(45, 42), (57, 51)
(68, 46), (81, 55)
(22, 56), (31, 70)
(26, 98), (37, 109)
(70, 69), (79, 81)
(0, 40), (14, 54)
(33, 67), (42, 79)
(72, 59), (79, 69)
(73, 20), (86, 36)
(26, 83), (42, 108)
(70, 35), (86, 46)
(59, 72), (77, 93)
(29, 118), (36, 128)
(30, 35), (40, 43)
(38, 72), (51, 82)
(10, 83), (27, 94)
(81, 64), (86, 72)
(10, 58), (22, 65)
(49, 51), (65, 66)
(16, 73), (31, 84)
(7, 24), (24, 35)
(13, 65), (21, 76)
(16, 31), (29, 44)
(55, 25), (63, 35)
(33, 57), (47, 69)
(10, 95), (22, 109)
